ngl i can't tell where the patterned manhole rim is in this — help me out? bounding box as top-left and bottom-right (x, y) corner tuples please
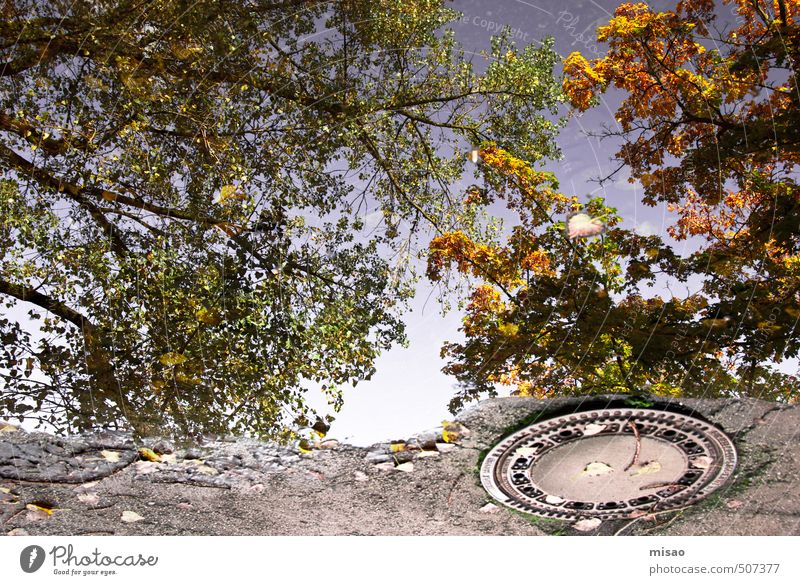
(480, 408), (737, 520)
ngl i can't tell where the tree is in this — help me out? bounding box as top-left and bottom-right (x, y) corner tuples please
(0, 0), (565, 438)
(429, 0), (800, 411)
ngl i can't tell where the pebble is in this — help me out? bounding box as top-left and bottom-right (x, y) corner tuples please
(480, 503), (499, 514)
(365, 452), (391, 464)
(152, 440), (175, 455)
(354, 471), (369, 482)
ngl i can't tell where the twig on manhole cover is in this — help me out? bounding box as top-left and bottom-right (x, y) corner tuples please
(623, 421), (641, 472)
(639, 481), (682, 491)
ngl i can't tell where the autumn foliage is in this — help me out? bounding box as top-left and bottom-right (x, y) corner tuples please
(431, 1), (800, 411)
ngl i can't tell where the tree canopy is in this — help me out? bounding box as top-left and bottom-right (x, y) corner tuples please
(429, 0), (800, 412)
(0, 0), (565, 438)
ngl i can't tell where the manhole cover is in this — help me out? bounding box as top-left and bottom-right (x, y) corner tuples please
(480, 408), (737, 520)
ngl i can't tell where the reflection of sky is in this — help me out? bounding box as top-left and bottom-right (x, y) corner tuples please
(315, 0), (797, 445)
(312, 0), (654, 444)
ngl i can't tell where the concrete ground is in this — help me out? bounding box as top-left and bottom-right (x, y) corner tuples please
(1, 396), (798, 536)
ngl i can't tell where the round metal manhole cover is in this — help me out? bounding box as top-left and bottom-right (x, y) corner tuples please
(480, 408), (737, 520)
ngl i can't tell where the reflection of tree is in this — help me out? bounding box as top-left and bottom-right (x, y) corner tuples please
(562, 0), (800, 399)
(0, 1), (565, 438)
(428, 1), (800, 410)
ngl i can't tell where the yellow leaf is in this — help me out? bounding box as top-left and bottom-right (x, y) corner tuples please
(0, 424), (19, 434)
(26, 503), (55, 516)
(159, 352), (187, 366)
(629, 460), (662, 476)
(138, 448), (161, 463)
(389, 443), (407, 453)
(298, 438), (313, 453)
(441, 428), (459, 443)
(580, 461), (614, 477)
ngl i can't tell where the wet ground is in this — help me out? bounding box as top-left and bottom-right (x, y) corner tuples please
(1, 396), (798, 536)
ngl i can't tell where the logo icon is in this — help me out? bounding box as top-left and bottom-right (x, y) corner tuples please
(20, 545), (46, 573)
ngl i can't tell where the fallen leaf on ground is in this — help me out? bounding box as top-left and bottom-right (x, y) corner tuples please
(395, 462), (414, 472)
(441, 421), (470, 443)
(138, 448), (161, 463)
(0, 423), (19, 434)
(121, 510), (144, 523)
(582, 423), (607, 436)
(318, 440), (339, 450)
(545, 495), (566, 505)
(581, 461), (613, 477)
(25, 503), (57, 521)
(480, 503), (499, 514)
(692, 456), (712, 470)
(572, 518), (602, 532)
(100, 450), (120, 463)
(629, 460), (661, 477)
(514, 447), (536, 456)
(26, 503), (55, 516)
(77, 493), (100, 506)
(298, 438), (313, 453)
(390, 442), (407, 453)
(416, 450), (439, 458)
